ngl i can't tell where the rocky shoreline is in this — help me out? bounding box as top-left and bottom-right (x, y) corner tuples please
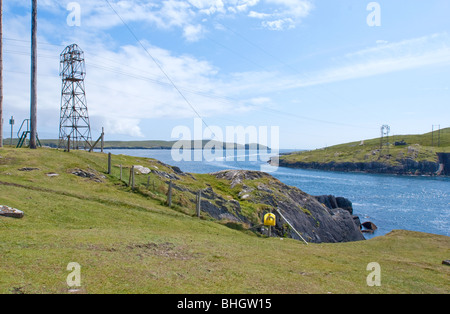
(274, 158), (442, 176)
(185, 170), (366, 243)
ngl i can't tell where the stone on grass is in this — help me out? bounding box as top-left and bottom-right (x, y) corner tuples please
(0, 205), (24, 219)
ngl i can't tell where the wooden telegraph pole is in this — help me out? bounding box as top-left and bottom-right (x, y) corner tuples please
(0, 0), (3, 148)
(29, 0), (38, 149)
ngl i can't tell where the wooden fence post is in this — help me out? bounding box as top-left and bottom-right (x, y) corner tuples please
(196, 190), (201, 217)
(131, 166), (135, 191)
(101, 127), (104, 153)
(128, 166), (134, 188)
(167, 180), (172, 207)
(107, 152), (112, 174)
(119, 164), (122, 181)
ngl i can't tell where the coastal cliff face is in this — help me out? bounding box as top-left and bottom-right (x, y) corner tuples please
(122, 161), (365, 243)
(274, 130), (450, 176)
(276, 158), (440, 176)
(198, 170), (365, 243)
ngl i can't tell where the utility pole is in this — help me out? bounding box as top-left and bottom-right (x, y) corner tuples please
(29, 0), (38, 149)
(438, 125), (441, 147)
(380, 125), (390, 158)
(10, 116), (14, 146)
(0, 0), (3, 148)
(432, 125), (434, 147)
(432, 125), (441, 147)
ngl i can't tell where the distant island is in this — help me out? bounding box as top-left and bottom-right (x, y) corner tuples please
(5, 138), (270, 151)
(99, 140), (270, 151)
(272, 128), (450, 176)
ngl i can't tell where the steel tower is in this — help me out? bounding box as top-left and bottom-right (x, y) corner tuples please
(58, 44), (92, 150)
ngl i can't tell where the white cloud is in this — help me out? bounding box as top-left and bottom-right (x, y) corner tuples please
(218, 33), (450, 94)
(262, 18), (295, 31)
(7, 0), (314, 39)
(248, 0), (313, 30)
(235, 0), (261, 12)
(188, 0), (226, 15)
(104, 117), (144, 138)
(183, 24), (205, 42)
(2, 15), (243, 137)
(248, 11), (271, 19)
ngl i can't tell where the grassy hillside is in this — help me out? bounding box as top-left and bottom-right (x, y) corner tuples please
(0, 147), (449, 294)
(279, 128), (450, 166)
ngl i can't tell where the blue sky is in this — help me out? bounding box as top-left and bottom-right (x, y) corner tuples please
(2, 0), (450, 149)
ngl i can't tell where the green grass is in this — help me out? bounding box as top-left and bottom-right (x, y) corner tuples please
(0, 147), (449, 294)
(280, 128), (450, 166)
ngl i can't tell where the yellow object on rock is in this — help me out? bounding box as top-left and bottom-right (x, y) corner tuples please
(264, 213), (276, 226)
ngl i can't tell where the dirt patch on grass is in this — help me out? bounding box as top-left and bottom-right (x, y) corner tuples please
(126, 242), (199, 260)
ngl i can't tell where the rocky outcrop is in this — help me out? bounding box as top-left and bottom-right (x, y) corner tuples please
(437, 153), (450, 176)
(162, 167), (364, 243)
(361, 221), (378, 233)
(71, 168), (106, 183)
(277, 159), (440, 176)
(0, 205), (24, 219)
(208, 170), (365, 243)
(314, 195), (361, 230)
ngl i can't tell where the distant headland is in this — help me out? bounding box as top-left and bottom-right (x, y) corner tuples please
(272, 128), (450, 176)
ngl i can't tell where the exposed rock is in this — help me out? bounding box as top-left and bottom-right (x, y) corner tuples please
(352, 215), (362, 230)
(238, 185), (254, 200)
(209, 170), (365, 243)
(361, 221), (378, 233)
(211, 170), (269, 188)
(18, 167), (39, 172)
(442, 260), (450, 266)
(437, 153), (450, 176)
(314, 195), (353, 215)
(171, 166), (183, 174)
(199, 199), (242, 223)
(314, 195), (338, 213)
(0, 205), (24, 219)
(277, 158), (441, 176)
(151, 170), (180, 181)
(336, 197), (353, 214)
(72, 169), (105, 183)
(133, 165), (151, 174)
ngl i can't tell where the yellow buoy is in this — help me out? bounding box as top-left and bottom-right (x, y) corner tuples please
(264, 213), (276, 226)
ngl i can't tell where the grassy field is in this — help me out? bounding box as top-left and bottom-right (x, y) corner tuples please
(0, 147), (449, 294)
(280, 128), (450, 166)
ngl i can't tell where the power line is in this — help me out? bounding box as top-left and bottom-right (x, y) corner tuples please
(103, 0), (214, 137)
(2, 48), (239, 106)
(3, 24), (380, 132)
(3, 46), (377, 132)
(215, 21), (376, 125)
(102, 0), (267, 172)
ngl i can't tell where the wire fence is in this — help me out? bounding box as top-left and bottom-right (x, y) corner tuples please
(106, 153), (202, 217)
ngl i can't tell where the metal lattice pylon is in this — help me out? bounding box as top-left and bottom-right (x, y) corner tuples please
(58, 44), (92, 150)
(380, 124), (390, 157)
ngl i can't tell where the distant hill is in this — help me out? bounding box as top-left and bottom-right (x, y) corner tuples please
(3, 138), (269, 150)
(274, 128), (450, 176)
